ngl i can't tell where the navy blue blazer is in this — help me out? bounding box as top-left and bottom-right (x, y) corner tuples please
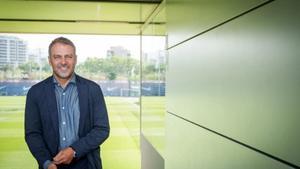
(25, 74), (110, 169)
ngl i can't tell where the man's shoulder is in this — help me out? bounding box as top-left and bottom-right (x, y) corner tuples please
(76, 74), (100, 88)
(26, 76), (52, 98)
(29, 76), (52, 91)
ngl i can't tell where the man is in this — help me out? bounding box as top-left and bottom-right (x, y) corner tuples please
(25, 37), (110, 169)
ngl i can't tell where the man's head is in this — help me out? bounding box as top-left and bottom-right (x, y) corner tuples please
(48, 37), (77, 81)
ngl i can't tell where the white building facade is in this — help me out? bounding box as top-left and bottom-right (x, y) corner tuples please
(0, 36), (27, 68)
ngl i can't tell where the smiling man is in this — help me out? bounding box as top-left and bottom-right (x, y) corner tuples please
(25, 37), (110, 169)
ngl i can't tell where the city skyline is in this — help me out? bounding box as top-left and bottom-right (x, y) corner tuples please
(0, 33), (142, 63)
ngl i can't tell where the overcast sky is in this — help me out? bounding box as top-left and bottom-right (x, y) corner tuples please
(1, 33), (166, 63)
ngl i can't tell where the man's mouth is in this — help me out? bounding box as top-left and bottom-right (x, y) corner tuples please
(59, 66), (68, 71)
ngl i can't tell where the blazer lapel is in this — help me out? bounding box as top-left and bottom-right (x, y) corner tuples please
(76, 75), (88, 137)
(44, 77), (59, 150)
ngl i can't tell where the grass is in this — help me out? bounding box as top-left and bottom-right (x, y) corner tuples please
(0, 96), (141, 169)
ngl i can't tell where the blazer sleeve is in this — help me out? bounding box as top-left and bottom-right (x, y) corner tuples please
(25, 88), (52, 167)
(70, 84), (110, 158)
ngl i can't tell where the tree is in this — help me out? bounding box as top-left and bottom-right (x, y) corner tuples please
(102, 56), (139, 81)
(75, 55), (139, 81)
(84, 57), (104, 74)
(76, 57), (105, 79)
(41, 60), (51, 72)
(0, 64), (12, 72)
(18, 61), (39, 74)
(107, 72), (117, 81)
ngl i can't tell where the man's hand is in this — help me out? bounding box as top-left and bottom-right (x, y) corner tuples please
(53, 147), (75, 165)
(48, 163), (57, 169)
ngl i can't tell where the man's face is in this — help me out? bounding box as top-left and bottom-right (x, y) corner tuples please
(49, 43), (77, 80)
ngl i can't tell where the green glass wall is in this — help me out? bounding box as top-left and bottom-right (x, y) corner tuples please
(166, 0), (300, 168)
(141, 1), (166, 169)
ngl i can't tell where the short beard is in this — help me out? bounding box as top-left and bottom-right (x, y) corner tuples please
(53, 69), (74, 80)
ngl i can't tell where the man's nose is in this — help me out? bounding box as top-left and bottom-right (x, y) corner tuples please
(61, 57), (67, 64)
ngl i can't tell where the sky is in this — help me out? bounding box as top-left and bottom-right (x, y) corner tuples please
(1, 33), (139, 63)
(0, 33), (166, 63)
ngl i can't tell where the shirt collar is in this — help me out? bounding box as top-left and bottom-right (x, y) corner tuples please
(53, 73), (76, 86)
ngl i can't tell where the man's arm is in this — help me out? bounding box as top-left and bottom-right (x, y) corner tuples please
(25, 88), (52, 167)
(70, 84), (110, 158)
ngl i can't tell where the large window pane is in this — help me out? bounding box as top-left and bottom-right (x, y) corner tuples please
(0, 33), (140, 169)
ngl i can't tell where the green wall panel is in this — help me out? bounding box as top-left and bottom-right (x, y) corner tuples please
(166, 0), (267, 48)
(165, 114), (291, 169)
(0, 21), (141, 35)
(0, 1), (159, 35)
(167, 0), (300, 166)
(0, 1), (156, 22)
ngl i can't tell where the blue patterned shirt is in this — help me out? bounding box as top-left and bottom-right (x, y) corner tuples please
(53, 74), (80, 150)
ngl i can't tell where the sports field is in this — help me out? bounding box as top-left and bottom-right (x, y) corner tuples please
(0, 96), (140, 169)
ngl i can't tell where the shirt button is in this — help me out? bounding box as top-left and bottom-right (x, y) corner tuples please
(62, 121), (66, 125)
(63, 137), (66, 141)
(62, 106), (65, 109)
(63, 93), (65, 96)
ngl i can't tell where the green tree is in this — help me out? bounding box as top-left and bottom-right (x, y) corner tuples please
(0, 64), (12, 72)
(102, 56), (139, 80)
(18, 61), (39, 74)
(75, 55), (139, 81)
(41, 60), (51, 72)
(107, 72), (117, 80)
(84, 57), (104, 74)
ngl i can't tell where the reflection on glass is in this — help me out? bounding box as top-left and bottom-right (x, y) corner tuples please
(141, 33), (166, 156)
(0, 33), (140, 169)
(141, 4), (166, 157)
(140, 1), (166, 156)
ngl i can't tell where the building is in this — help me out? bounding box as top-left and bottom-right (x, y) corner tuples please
(106, 46), (131, 58)
(0, 36), (27, 68)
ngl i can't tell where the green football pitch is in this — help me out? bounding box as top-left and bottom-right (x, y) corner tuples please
(0, 96), (141, 169)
